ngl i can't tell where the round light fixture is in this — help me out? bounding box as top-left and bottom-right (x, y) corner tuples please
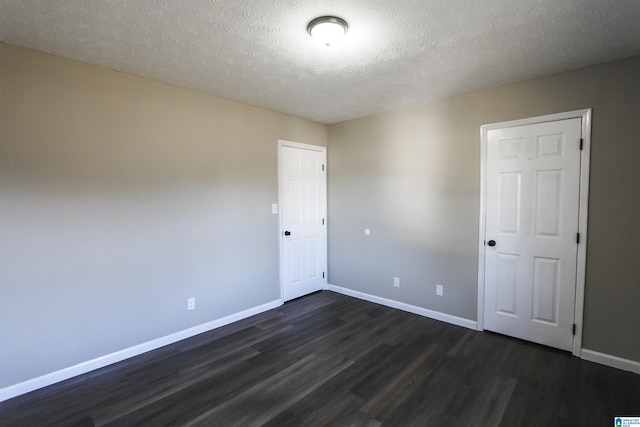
(307, 16), (348, 46)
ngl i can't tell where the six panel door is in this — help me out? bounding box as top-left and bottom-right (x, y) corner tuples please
(281, 145), (327, 301)
(484, 118), (582, 351)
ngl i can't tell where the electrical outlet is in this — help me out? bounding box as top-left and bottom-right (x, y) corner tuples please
(187, 297), (195, 310)
(436, 285), (443, 297)
(393, 277), (400, 288)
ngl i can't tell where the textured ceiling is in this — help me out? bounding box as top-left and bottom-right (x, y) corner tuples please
(1, 1), (640, 124)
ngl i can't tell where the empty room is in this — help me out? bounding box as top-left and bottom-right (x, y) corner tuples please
(1, 1), (639, 426)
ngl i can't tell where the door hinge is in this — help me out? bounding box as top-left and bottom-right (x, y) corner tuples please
(322, 218), (325, 225)
(572, 324), (576, 335)
(322, 164), (325, 171)
(580, 138), (584, 150)
(576, 233), (580, 244)
(322, 272), (325, 279)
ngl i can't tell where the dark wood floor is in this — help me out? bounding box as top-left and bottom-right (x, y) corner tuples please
(1, 291), (639, 426)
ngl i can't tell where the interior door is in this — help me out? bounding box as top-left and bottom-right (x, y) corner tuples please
(484, 118), (582, 351)
(279, 142), (327, 302)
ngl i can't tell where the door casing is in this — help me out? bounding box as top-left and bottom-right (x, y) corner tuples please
(477, 109), (591, 357)
(278, 140), (328, 302)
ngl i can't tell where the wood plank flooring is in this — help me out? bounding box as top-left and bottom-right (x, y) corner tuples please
(1, 291), (639, 426)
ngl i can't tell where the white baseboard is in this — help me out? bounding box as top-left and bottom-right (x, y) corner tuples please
(581, 349), (640, 375)
(327, 284), (477, 330)
(0, 299), (283, 403)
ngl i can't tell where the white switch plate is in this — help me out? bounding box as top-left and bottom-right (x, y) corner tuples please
(187, 297), (195, 310)
(272, 203), (278, 214)
(393, 277), (400, 288)
(436, 285), (443, 296)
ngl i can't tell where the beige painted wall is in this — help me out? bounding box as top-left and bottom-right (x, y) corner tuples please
(328, 55), (640, 363)
(0, 42), (326, 389)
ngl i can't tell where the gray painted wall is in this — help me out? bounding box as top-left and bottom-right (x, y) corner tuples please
(328, 55), (640, 363)
(1, 40), (638, 393)
(0, 43), (326, 388)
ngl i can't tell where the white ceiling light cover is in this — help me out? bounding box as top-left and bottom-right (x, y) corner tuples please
(308, 16), (348, 46)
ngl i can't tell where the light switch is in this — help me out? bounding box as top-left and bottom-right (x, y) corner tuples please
(272, 203), (278, 214)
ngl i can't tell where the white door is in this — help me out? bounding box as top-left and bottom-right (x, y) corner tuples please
(279, 141), (327, 302)
(483, 117), (582, 351)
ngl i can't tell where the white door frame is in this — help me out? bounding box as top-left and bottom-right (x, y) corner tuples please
(278, 140), (328, 303)
(477, 109), (591, 356)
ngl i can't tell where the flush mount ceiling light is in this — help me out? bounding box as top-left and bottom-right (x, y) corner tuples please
(307, 16), (348, 46)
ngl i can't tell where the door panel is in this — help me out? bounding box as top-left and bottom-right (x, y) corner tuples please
(532, 256), (559, 324)
(499, 172), (521, 234)
(484, 118), (581, 352)
(280, 144), (326, 301)
(535, 170), (562, 237)
(496, 253), (519, 315)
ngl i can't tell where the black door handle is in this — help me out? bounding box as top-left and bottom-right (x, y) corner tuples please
(487, 240), (496, 247)
(284, 231), (291, 236)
